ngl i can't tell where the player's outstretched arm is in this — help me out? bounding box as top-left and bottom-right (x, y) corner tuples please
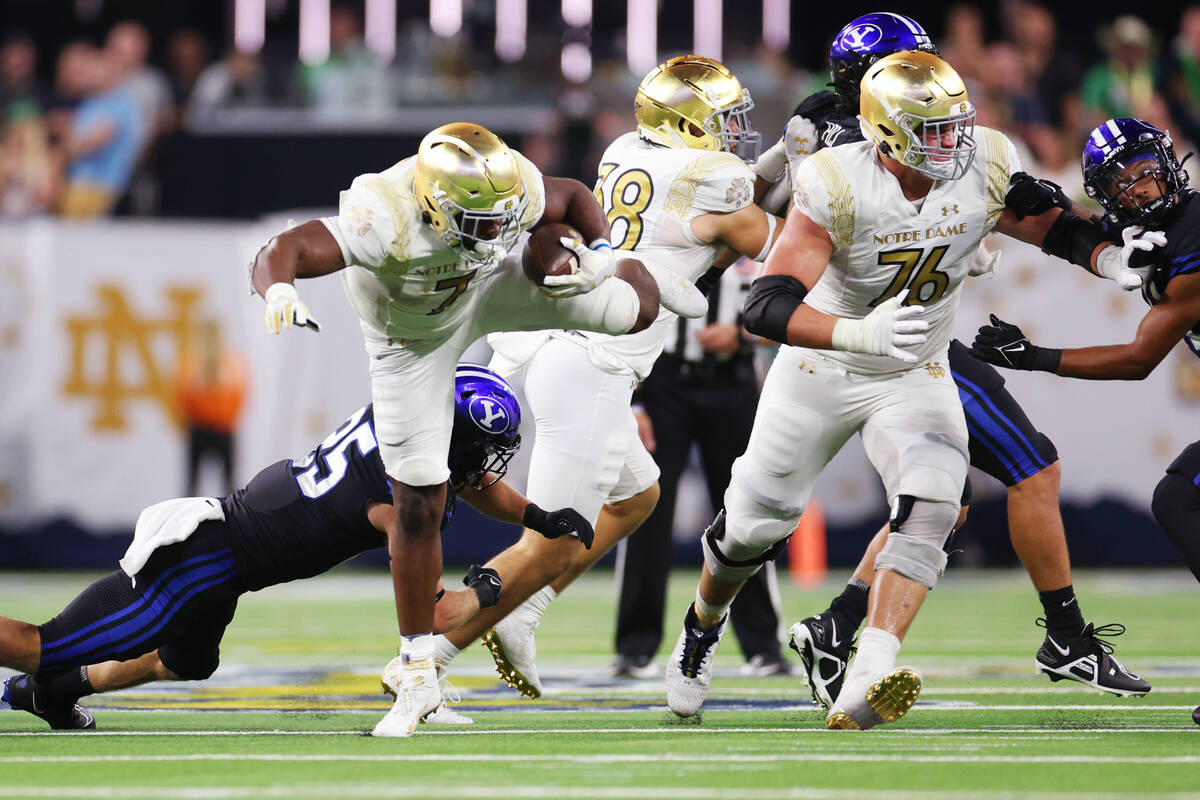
(971, 273), (1200, 380)
(251, 221), (346, 334)
(690, 204), (784, 265)
(459, 478), (595, 549)
(996, 173), (1165, 291)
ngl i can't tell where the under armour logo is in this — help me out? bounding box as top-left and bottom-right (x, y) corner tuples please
(924, 362), (946, 379)
(469, 397), (508, 431)
(840, 23), (882, 51)
(941, 204), (959, 217)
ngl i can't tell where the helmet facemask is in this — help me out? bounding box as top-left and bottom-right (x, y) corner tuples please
(1085, 139), (1188, 226)
(429, 187), (527, 264)
(714, 89), (761, 162)
(448, 432), (520, 491)
(894, 108), (977, 180)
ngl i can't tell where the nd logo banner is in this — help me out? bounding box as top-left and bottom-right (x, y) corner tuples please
(61, 284), (207, 431)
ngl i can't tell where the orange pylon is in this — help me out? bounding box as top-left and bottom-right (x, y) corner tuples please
(788, 499), (827, 588)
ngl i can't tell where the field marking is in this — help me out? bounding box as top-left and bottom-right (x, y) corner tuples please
(3, 753), (1200, 765)
(0, 787), (1195, 800)
(0, 725), (1191, 737)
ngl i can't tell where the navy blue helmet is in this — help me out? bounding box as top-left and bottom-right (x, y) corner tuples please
(1082, 118), (1190, 226)
(448, 363), (522, 490)
(828, 13), (939, 108)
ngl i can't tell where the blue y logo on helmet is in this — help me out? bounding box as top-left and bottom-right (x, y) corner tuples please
(840, 23), (883, 52)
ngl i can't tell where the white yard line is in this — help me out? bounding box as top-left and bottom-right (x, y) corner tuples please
(2, 753), (1199, 765)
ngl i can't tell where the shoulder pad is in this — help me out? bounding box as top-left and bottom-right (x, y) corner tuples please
(662, 151), (754, 219)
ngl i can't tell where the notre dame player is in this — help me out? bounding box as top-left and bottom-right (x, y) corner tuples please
(0, 365), (592, 732)
(971, 117), (1200, 721)
(749, 12), (1151, 711)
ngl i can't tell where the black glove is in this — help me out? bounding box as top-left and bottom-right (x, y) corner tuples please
(969, 314), (1062, 372)
(523, 503), (595, 550)
(1005, 172), (1071, 220)
(464, 564), (502, 609)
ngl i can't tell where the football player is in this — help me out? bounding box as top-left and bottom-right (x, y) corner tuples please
(751, 12), (1151, 712)
(250, 122), (706, 736)
(0, 365), (592, 732)
(423, 56), (842, 699)
(666, 50), (1162, 730)
(970, 117), (1198, 720)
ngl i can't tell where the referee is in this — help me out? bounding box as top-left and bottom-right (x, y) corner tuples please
(613, 262), (788, 677)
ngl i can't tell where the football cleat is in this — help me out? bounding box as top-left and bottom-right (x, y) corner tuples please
(2, 674), (95, 731)
(381, 655), (473, 725)
(1035, 620), (1150, 696)
(612, 654), (658, 680)
(483, 601), (544, 699)
(826, 667), (922, 731)
(789, 614), (856, 709)
(740, 653), (792, 678)
(371, 659), (440, 738)
(665, 604), (727, 718)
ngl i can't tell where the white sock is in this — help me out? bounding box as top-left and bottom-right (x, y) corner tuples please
(843, 627), (901, 687)
(401, 632), (434, 665)
(432, 635), (460, 666)
(694, 589), (729, 624)
(524, 586), (557, 616)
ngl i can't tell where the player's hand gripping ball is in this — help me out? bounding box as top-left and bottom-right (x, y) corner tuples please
(523, 223), (583, 288)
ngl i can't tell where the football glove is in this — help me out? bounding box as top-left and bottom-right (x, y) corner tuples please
(967, 240), (1001, 278)
(464, 564), (502, 609)
(523, 503), (594, 550)
(969, 314), (1062, 372)
(830, 290), (929, 363)
(1093, 225), (1167, 291)
(264, 282), (320, 334)
(541, 238), (618, 298)
(1005, 171), (1071, 220)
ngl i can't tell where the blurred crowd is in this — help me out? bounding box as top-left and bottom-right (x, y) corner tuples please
(1, 1), (1198, 219)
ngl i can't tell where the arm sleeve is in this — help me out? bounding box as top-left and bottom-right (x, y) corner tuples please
(318, 176), (401, 269)
(981, 127), (1023, 230)
(678, 156), (757, 246)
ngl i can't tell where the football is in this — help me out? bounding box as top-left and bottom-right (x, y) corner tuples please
(523, 223), (582, 287)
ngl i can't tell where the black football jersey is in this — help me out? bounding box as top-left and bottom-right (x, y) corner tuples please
(220, 404), (458, 591)
(1140, 191), (1200, 358)
(793, 91), (864, 152)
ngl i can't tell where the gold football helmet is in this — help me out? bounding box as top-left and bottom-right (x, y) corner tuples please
(858, 51), (976, 180)
(414, 122), (528, 262)
(634, 55), (761, 161)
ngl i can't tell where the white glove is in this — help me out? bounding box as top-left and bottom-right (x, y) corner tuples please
(540, 238), (618, 298)
(1094, 225), (1167, 291)
(264, 282), (320, 334)
(831, 290), (929, 363)
(967, 240), (1001, 278)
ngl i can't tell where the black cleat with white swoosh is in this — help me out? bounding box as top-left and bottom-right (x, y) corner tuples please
(789, 614), (856, 709)
(1034, 619), (1150, 697)
(2, 674), (96, 730)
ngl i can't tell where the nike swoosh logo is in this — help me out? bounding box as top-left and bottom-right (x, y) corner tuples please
(1047, 635), (1071, 657)
(1004, 344), (1026, 353)
(1061, 598), (1077, 607)
(828, 619), (841, 649)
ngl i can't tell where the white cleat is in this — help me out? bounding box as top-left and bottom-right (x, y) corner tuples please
(381, 655), (473, 725)
(665, 605), (727, 718)
(371, 659), (440, 738)
(641, 261), (708, 319)
(483, 601), (544, 699)
(825, 666), (922, 731)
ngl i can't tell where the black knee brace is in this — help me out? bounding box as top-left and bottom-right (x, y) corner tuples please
(703, 509), (791, 569)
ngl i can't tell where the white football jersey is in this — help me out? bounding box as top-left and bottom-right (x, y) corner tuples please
(579, 131), (757, 377)
(792, 126), (1020, 375)
(321, 152), (545, 343)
